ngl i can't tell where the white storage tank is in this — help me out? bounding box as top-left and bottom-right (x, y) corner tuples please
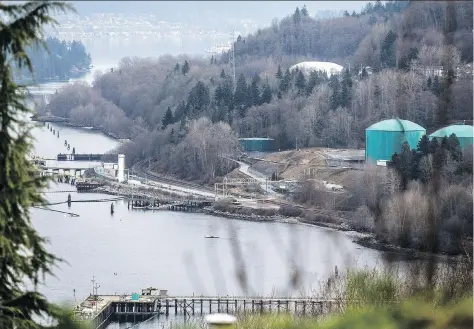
(118, 154), (125, 183)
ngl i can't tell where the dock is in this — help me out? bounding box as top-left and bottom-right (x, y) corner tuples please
(76, 291), (342, 329)
(33, 159), (101, 178)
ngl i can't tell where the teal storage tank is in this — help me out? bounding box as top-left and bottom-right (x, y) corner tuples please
(429, 124), (474, 151)
(239, 138), (276, 152)
(365, 119), (426, 163)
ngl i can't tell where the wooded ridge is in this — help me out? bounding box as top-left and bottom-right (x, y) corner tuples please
(40, 1), (473, 183)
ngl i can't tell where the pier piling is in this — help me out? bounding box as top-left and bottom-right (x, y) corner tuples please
(76, 294), (346, 329)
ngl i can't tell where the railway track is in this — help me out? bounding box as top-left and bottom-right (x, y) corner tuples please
(131, 159), (214, 193)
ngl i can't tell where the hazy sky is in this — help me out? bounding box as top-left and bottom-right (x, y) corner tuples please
(68, 1), (370, 26)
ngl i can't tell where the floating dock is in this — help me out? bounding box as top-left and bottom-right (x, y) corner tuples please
(76, 291), (342, 329)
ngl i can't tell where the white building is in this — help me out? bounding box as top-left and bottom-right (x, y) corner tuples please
(290, 61), (344, 77)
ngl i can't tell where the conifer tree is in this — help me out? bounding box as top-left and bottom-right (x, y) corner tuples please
(280, 68), (291, 93)
(417, 135), (430, 156)
(447, 133), (462, 162)
(162, 107), (174, 129)
(234, 73), (248, 115)
(295, 70), (306, 95)
(437, 1), (457, 127)
(260, 79), (272, 104)
(329, 74), (341, 110)
(301, 5), (309, 17)
(340, 68), (352, 107)
(380, 30), (397, 68)
(0, 1), (88, 328)
(276, 65), (283, 80)
(293, 7), (301, 24)
(249, 74), (260, 106)
(181, 60), (190, 75)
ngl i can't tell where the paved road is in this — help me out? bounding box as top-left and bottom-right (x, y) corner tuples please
(229, 159), (278, 195)
(235, 160), (265, 181)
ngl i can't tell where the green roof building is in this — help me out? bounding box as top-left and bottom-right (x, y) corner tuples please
(365, 119), (426, 163)
(429, 124), (474, 151)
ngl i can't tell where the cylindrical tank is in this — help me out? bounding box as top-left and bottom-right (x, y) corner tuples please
(365, 118), (426, 163)
(239, 138), (276, 152)
(117, 154), (125, 183)
(429, 124), (473, 151)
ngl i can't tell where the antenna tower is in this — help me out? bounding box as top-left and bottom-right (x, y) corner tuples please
(229, 30), (236, 90)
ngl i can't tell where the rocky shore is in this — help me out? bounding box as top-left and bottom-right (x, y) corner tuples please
(298, 218), (468, 262)
(205, 208), (277, 222)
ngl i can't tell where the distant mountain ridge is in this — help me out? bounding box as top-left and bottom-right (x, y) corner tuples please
(63, 1), (368, 29)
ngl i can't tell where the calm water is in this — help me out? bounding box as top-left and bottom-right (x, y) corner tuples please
(28, 75), (412, 328)
(30, 121), (411, 328)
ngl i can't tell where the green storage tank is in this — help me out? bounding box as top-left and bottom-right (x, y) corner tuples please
(239, 138), (276, 152)
(365, 119), (426, 163)
(429, 124), (474, 151)
(131, 293), (140, 301)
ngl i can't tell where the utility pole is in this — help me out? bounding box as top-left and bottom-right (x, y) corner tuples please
(229, 30), (236, 91)
(91, 275), (100, 312)
(132, 170), (134, 206)
(91, 275), (95, 299)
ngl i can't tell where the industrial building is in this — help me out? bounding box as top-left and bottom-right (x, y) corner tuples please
(239, 137), (276, 152)
(429, 124), (474, 151)
(365, 118), (426, 164)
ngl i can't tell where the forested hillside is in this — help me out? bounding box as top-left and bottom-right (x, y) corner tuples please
(16, 37), (91, 83)
(43, 1), (473, 182)
(224, 1), (472, 67)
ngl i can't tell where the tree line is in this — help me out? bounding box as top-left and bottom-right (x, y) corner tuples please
(43, 1), (472, 182)
(14, 36), (91, 83)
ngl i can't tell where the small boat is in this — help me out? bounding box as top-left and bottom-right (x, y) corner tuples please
(205, 235), (219, 239)
(146, 205), (161, 210)
(131, 205), (148, 210)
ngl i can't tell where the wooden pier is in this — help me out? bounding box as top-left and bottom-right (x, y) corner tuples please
(76, 294), (342, 329)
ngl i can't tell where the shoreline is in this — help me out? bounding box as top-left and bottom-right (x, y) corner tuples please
(33, 117), (125, 141)
(70, 176), (467, 261)
(21, 71), (91, 85)
(83, 176), (468, 261)
(298, 218), (468, 263)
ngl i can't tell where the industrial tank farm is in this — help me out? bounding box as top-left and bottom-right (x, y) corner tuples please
(239, 137), (276, 152)
(365, 119), (426, 164)
(429, 124), (474, 151)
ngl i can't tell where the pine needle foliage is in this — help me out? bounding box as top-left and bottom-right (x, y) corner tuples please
(0, 2), (84, 328)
